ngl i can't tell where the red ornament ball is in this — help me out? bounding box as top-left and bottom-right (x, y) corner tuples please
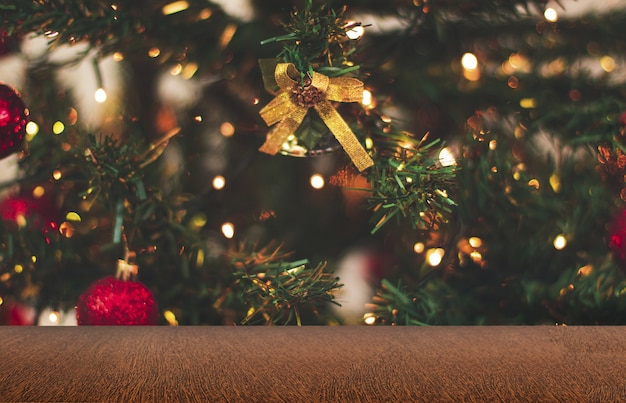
(0, 188), (61, 243)
(76, 276), (159, 325)
(0, 83), (28, 159)
(0, 190), (60, 229)
(608, 208), (626, 268)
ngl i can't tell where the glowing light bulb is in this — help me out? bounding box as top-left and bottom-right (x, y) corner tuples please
(577, 264), (593, 278)
(362, 89), (373, 107)
(219, 24), (237, 48)
(162, 1), (189, 15)
(461, 53), (478, 70)
(520, 98), (536, 108)
(550, 173), (561, 193)
(25, 121), (39, 137)
(310, 174), (325, 189)
(221, 222), (235, 239)
(470, 251), (483, 263)
(199, 8), (212, 20)
(553, 234), (567, 250)
(164, 310), (178, 326)
(363, 313), (376, 325)
(528, 178), (540, 190)
(426, 248), (445, 266)
(191, 214), (207, 230)
(220, 122), (235, 137)
(468, 237), (483, 248)
(48, 311), (59, 323)
(346, 24), (364, 40)
(52, 121), (65, 135)
(59, 222), (74, 238)
(148, 48), (161, 58)
(461, 53), (480, 81)
(32, 186), (45, 199)
(94, 88), (107, 103)
(65, 212), (81, 222)
(413, 242), (425, 254)
(195, 249), (205, 267)
(182, 63), (198, 80)
(439, 147), (456, 167)
(544, 8), (558, 22)
(600, 56), (616, 72)
(212, 175), (226, 190)
(67, 108), (78, 125)
(170, 64), (183, 76)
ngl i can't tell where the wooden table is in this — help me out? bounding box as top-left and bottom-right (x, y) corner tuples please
(0, 326), (625, 402)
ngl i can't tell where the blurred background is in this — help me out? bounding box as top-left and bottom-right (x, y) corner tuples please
(1, 0), (626, 325)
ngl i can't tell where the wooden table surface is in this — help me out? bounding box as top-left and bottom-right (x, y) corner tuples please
(0, 326), (625, 402)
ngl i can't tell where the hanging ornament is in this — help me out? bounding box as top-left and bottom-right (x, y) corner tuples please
(0, 298), (36, 325)
(0, 83), (28, 159)
(0, 187), (60, 230)
(607, 208), (626, 269)
(0, 186), (61, 244)
(75, 259), (159, 325)
(258, 61), (373, 171)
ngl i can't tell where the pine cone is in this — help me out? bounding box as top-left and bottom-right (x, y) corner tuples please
(290, 78), (326, 108)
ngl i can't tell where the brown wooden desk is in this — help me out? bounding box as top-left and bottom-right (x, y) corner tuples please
(0, 326), (625, 402)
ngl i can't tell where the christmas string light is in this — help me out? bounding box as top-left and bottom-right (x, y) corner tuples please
(413, 242), (425, 254)
(553, 234), (567, 250)
(310, 174), (325, 189)
(426, 248), (445, 266)
(162, 1), (189, 15)
(94, 88), (107, 103)
(212, 175), (226, 190)
(222, 222), (235, 239)
(52, 121), (64, 135)
(544, 8), (558, 22)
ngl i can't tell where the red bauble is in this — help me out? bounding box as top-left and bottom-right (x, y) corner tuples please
(0, 191), (59, 228)
(0, 189), (61, 243)
(76, 276), (159, 325)
(0, 300), (35, 325)
(0, 83), (28, 159)
(608, 208), (626, 268)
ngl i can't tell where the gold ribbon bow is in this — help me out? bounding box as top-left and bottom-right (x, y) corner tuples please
(259, 63), (374, 171)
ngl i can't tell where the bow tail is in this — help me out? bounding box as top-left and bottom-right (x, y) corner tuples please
(259, 107), (308, 155)
(314, 101), (374, 171)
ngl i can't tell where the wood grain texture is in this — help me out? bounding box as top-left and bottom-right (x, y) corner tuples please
(0, 326), (625, 402)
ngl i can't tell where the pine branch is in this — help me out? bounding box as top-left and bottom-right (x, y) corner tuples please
(231, 245), (342, 325)
(3, 0), (238, 70)
(260, 0), (361, 80)
(364, 279), (438, 326)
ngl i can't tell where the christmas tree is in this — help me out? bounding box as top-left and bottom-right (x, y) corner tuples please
(1, 0), (625, 325)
